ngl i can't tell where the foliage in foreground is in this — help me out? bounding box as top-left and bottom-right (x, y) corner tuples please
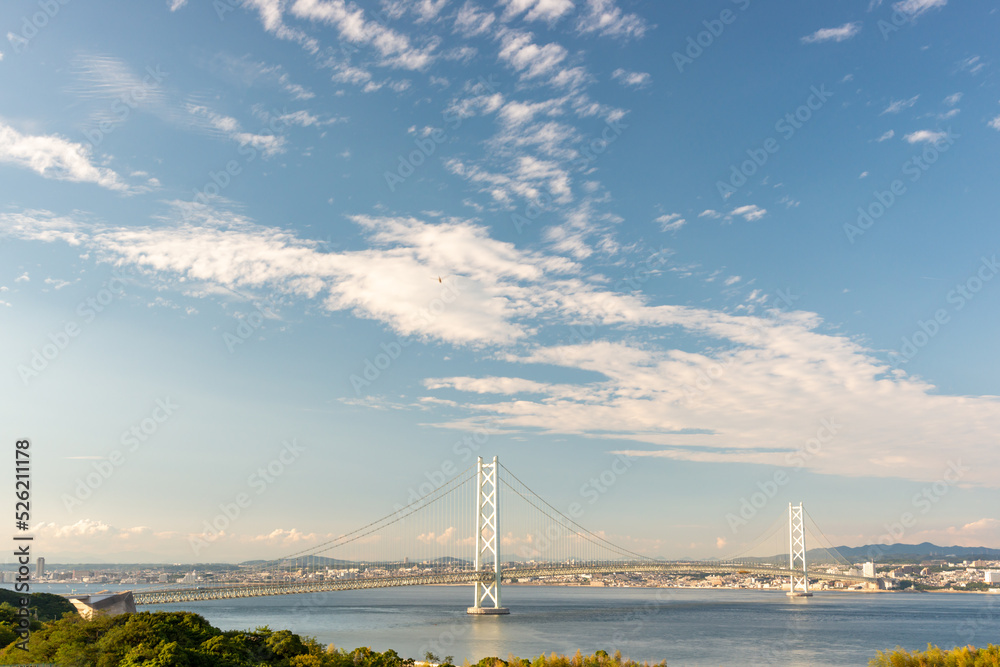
(0, 589), (76, 621)
(870, 643), (1000, 666)
(466, 650), (665, 667)
(0, 611), (668, 667)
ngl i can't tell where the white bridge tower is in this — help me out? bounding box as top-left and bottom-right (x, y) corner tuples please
(787, 502), (813, 597)
(468, 456), (509, 614)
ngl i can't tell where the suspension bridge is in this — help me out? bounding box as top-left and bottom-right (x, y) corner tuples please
(131, 456), (875, 612)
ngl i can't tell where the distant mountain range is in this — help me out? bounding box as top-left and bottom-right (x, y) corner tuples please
(828, 542), (1000, 561)
(699, 542), (1000, 566)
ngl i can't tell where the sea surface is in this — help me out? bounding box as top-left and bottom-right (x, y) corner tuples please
(21, 584), (1000, 666)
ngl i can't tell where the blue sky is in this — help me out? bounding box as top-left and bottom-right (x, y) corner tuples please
(1, 0), (999, 564)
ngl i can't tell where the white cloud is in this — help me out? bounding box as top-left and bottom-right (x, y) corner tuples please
(989, 116), (1000, 131)
(501, 0), (574, 23)
(655, 213), (685, 232)
(957, 56), (985, 75)
(0, 121), (131, 191)
(943, 92), (962, 106)
(904, 129), (947, 143)
(611, 68), (651, 88)
(801, 22), (861, 44)
(892, 0), (946, 18)
(859, 171), (869, 179)
(44, 277), (71, 289)
(454, 1), (495, 36)
(186, 104), (287, 156)
(575, 0), (649, 39)
(382, 0), (449, 22)
(15, 272), (29, 282)
(9, 205), (1000, 488)
(730, 204), (767, 222)
(876, 129), (895, 142)
(723, 276), (741, 286)
(291, 0), (439, 69)
(242, 0), (320, 53)
(698, 209), (721, 219)
(498, 30), (568, 80)
(208, 54), (316, 101)
(168, 0), (187, 10)
(880, 95), (919, 114)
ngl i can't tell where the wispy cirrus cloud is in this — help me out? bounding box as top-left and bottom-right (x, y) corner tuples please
(904, 129), (947, 143)
(501, 0), (575, 24)
(0, 121), (134, 192)
(498, 29), (569, 81)
(881, 95), (919, 114)
(729, 204), (766, 221)
(453, 1), (496, 36)
(611, 68), (651, 88)
(893, 0), (947, 18)
(186, 104), (287, 156)
(656, 213), (685, 232)
(801, 22), (861, 44)
(291, 0), (439, 69)
(5, 205), (1000, 488)
(575, 0), (649, 39)
(242, 0), (320, 53)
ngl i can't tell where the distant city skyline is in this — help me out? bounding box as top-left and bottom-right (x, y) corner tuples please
(1, 0), (999, 564)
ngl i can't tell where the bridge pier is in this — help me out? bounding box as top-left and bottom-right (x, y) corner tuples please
(787, 502), (813, 598)
(467, 456), (509, 615)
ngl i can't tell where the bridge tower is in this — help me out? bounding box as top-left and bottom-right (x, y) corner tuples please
(787, 502), (813, 597)
(467, 456), (509, 615)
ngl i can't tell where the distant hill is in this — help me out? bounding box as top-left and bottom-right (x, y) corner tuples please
(712, 542), (1000, 566)
(830, 543), (1000, 562)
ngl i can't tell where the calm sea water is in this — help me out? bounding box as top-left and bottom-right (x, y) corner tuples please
(23, 584), (1000, 666)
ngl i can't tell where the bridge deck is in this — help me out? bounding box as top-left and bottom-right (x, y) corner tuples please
(132, 564), (876, 605)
